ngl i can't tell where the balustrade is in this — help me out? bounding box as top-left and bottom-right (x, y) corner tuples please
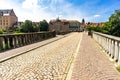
(0, 31), (56, 51)
(92, 31), (120, 66)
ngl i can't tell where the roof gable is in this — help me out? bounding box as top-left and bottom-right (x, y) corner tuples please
(0, 9), (16, 16)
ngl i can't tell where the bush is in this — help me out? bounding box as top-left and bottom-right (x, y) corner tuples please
(116, 66), (120, 72)
(86, 26), (95, 31)
(0, 29), (4, 34)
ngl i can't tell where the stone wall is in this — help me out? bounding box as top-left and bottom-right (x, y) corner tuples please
(0, 31), (56, 51)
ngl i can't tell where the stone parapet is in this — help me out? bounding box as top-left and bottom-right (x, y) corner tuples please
(92, 31), (120, 66)
(0, 31), (56, 51)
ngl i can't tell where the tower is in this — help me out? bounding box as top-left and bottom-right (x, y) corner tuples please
(82, 18), (85, 24)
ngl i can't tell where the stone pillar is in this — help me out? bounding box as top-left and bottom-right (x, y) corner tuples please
(33, 34), (35, 42)
(111, 40), (115, 59)
(0, 37), (4, 50)
(4, 36), (9, 49)
(118, 43), (120, 66)
(9, 36), (14, 48)
(102, 37), (104, 49)
(31, 34), (34, 43)
(99, 35), (100, 44)
(114, 41), (119, 62)
(28, 34), (30, 43)
(27, 34), (30, 44)
(13, 36), (17, 48)
(107, 38), (110, 54)
(109, 39), (112, 56)
(18, 35), (22, 47)
(21, 35), (24, 46)
(106, 38), (109, 53)
(24, 35), (28, 45)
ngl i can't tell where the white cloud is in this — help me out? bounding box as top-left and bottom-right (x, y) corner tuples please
(94, 14), (100, 17)
(22, 0), (40, 9)
(0, 0), (104, 22)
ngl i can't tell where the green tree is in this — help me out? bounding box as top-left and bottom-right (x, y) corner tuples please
(108, 10), (120, 36)
(39, 20), (49, 31)
(21, 20), (34, 32)
(91, 9), (120, 36)
(0, 29), (4, 34)
(102, 22), (111, 34)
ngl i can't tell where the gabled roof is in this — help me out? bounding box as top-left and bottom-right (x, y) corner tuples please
(0, 9), (12, 13)
(68, 20), (80, 23)
(0, 9), (16, 16)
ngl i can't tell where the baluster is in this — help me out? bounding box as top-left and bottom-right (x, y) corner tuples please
(114, 41), (119, 62)
(0, 37), (4, 50)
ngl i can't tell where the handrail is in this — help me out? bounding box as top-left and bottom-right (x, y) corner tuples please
(92, 31), (120, 66)
(0, 31), (56, 52)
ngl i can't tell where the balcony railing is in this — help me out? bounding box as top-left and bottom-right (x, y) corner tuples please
(0, 31), (56, 51)
(92, 31), (120, 66)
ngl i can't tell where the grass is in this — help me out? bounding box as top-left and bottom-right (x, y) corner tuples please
(116, 66), (120, 72)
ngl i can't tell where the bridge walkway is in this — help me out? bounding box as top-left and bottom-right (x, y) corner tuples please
(0, 32), (120, 80)
(70, 32), (120, 80)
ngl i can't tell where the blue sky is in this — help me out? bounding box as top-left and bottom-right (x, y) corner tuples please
(0, 0), (120, 22)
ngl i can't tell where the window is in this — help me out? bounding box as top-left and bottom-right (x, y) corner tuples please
(6, 20), (8, 22)
(6, 23), (8, 25)
(5, 16), (8, 19)
(0, 20), (2, 25)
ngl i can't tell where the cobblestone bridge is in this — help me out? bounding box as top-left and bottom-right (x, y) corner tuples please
(0, 32), (120, 80)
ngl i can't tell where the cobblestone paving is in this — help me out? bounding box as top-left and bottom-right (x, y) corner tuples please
(71, 33), (120, 80)
(0, 32), (81, 80)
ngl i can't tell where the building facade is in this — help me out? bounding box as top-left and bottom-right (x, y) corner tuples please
(68, 20), (80, 31)
(86, 22), (105, 27)
(0, 9), (18, 31)
(49, 19), (69, 32)
(49, 19), (81, 32)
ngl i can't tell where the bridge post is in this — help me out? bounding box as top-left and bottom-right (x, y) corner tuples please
(18, 35), (22, 47)
(4, 36), (9, 49)
(9, 36), (14, 48)
(106, 38), (109, 53)
(0, 37), (4, 50)
(114, 41), (119, 62)
(118, 43), (120, 66)
(108, 38), (111, 55)
(109, 39), (111, 54)
(13, 36), (17, 48)
(111, 40), (115, 59)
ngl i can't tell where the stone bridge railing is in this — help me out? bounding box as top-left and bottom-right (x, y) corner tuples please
(0, 31), (56, 51)
(92, 31), (120, 66)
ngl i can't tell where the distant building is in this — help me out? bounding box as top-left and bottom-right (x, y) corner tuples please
(49, 18), (81, 32)
(49, 19), (69, 32)
(86, 22), (105, 27)
(0, 9), (18, 31)
(68, 20), (80, 31)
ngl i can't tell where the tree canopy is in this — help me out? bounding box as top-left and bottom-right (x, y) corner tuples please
(87, 9), (120, 37)
(20, 20), (40, 33)
(38, 20), (49, 31)
(21, 20), (34, 32)
(108, 10), (120, 36)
